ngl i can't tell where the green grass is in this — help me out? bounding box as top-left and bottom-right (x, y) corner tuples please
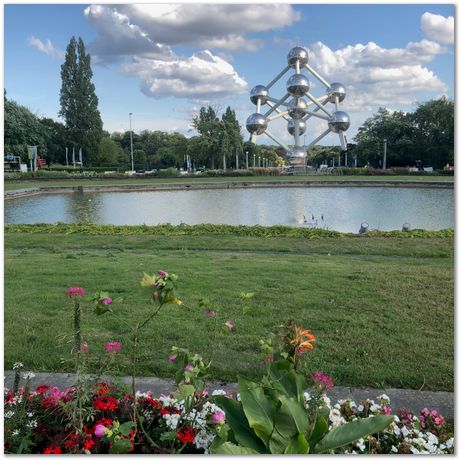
(3, 174), (454, 191)
(4, 231), (453, 391)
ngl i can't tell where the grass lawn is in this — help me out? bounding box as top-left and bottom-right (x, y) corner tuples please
(4, 174), (454, 191)
(4, 230), (454, 391)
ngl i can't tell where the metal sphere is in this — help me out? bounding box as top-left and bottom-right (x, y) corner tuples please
(246, 113), (268, 135)
(326, 82), (346, 103)
(286, 146), (306, 166)
(287, 46), (309, 69)
(328, 111), (350, 133)
(287, 98), (308, 119)
(287, 119), (306, 136)
(250, 85), (269, 105)
(286, 73), (310, 97)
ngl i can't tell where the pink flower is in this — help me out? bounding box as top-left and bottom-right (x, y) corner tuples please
(104, 341), (121, 353)
(184, 364), (193, 373)
(421, 408), (430, 418)
(168, 354), (177, 362)
(212, 411), (226, 425)
(94, 424), (107, 437)
(157, 270), (168, 277)
(81, 343), (89, 353)
(430, 410), (439, 418)
(419, 415), (426, 428)
(433, 416), (445, 426)
(101, 297), (112, 305)
(67, 287), (85, 298)
(310, 371), (334, 390)
(204, 309), (216, 318)
(382, 406), (392, 415)
(49, 387), (63, 400)
(225, 320), (235, 331)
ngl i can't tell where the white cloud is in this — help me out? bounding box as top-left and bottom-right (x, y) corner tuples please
(27, 36), (64, 60)
(421, 12), (454, 45)
(84, 3), (299, 59)
(308, 39), (448, 111)
(122, 50), (248, 100)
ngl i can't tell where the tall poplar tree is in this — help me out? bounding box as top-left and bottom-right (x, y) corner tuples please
(59, 37), (103, 165)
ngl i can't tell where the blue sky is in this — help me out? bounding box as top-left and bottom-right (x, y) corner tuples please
(4, 3), (455, 147)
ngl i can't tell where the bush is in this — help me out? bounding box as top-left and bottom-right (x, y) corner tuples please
(155, 168), (179, 177)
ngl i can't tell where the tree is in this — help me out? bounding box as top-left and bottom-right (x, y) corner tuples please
(411, 97), (454, 168)
(4, 95), (47, 158)
(59, 37), (103, 165)
(192, 106), (221, 168)
(221, 107), (244, 168)
(99, 137), (123, 166)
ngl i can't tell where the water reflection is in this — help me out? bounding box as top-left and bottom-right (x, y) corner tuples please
(4, 187), (454, 232)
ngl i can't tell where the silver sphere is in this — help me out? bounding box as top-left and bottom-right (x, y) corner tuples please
(286, 146), (306, 166)
(287, 98), (308, 119)
(286, 73), (310, 97)
(328, 111), (350, 133)
(287, 119), (306, 136)
(287, 46), (309, 69)
(250, 85), (269, 105)
(246, 113), (268, 135)
(326, 82), (346, 103)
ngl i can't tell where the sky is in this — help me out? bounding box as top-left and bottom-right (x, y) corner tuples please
(4, 3), (455, 148)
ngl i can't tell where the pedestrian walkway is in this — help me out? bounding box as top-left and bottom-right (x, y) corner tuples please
(4, 371), (454, 418)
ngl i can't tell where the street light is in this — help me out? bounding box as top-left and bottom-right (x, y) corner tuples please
(129, 113), (134, 172)
(245, 151), (249, 169)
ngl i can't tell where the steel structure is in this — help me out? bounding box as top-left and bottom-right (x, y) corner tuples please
(246, 46), (350, 167)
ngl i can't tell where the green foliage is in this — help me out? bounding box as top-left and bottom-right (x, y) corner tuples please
(212, 329), (394, 455)
(4, 97), (47, 159)
(353, 98), (454, 169)
(99, 137), (123, 167)
(4, 223), (453, 239)
(59, 37), (103, 166)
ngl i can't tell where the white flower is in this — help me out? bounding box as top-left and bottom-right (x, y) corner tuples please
(369, 403), (380, 412)
(12, 429), (20, 436)
(211, 389), (227, 396)
(320, 395), (331, 408)
(26, 420), (37, 428)
(393, 425), (401, 437)
(357, 404), (364, 412)
(356, 437), (366, 451)
(401, 426), (410, 438)
(4, 411), (14, 419)
(27, 412), (34, 418)
(22, 372), (35, 380)
(163, 413), (180, 430)
(391, 445), (398, 453)
(377, 394), (390, 403)
(446, 438), (454, 449)
(303, 391), (311, 402)
(12, 362), (24, 370)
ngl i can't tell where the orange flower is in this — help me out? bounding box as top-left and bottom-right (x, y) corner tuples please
(290, 325), (316, 353)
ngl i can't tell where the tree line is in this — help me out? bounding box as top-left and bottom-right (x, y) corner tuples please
(4, 36), (454, 170)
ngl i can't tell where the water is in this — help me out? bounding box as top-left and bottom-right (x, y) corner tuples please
(4, 187), (454, 232)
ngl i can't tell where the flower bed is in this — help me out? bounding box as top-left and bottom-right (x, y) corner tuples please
(3, 271), (454, 454)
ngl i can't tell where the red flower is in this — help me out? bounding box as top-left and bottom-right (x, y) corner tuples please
(67, 287), (85, 298)
(43, 445), (62, 454)
(83, 437), (95, 451)
(96, 382), (110, 395)
(97, 417), (113, 428)
(177, 425), (196, 444)
(36, 384), (50, 394)
(93, 396), (118, 411)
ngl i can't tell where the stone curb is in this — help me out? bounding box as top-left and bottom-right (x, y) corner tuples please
(4, 371), (454, 418)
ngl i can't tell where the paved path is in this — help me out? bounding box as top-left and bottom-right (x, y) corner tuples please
(4, 371), (454, 418)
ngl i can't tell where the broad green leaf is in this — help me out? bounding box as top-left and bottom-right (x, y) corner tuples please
(269, 395), (309, 454)
(214, 396), (267, 453)
(119, 421), (135, 436)
(160, 431), (177, 441)
(238, 377), (277, 448)
(173, 384), (195, 401)
(109, 438), (133, 454)
(268, 365), (307, 403)
(212, 442), (260, 455)
(308, 416), (329, 449)
(284, 433), (310, 454)
(313, 415), (394, 453)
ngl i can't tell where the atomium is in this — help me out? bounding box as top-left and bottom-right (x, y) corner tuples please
(246, 46), (350, 168)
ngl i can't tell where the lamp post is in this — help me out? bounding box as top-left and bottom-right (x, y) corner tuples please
(245, 151), (249, 169)
(129, 113), (134, 172)
(383, 138), (387, 170)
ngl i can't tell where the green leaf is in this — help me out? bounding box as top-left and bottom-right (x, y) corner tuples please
(268, 364), (307, 403)
(119, 421), (135, 436)
(238, 377), (277, 448)
(212, 442), (260, 455)
(160, 431), (177, 442)
(313, 415), (394, 453)
(109, 438), (133, 454)
(173, 384), (195, 401)
(214, 396), (267, 453)
(308, 415), (329, 449)
(269, 395), (309, 454)
(284, 433), (310, 454)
